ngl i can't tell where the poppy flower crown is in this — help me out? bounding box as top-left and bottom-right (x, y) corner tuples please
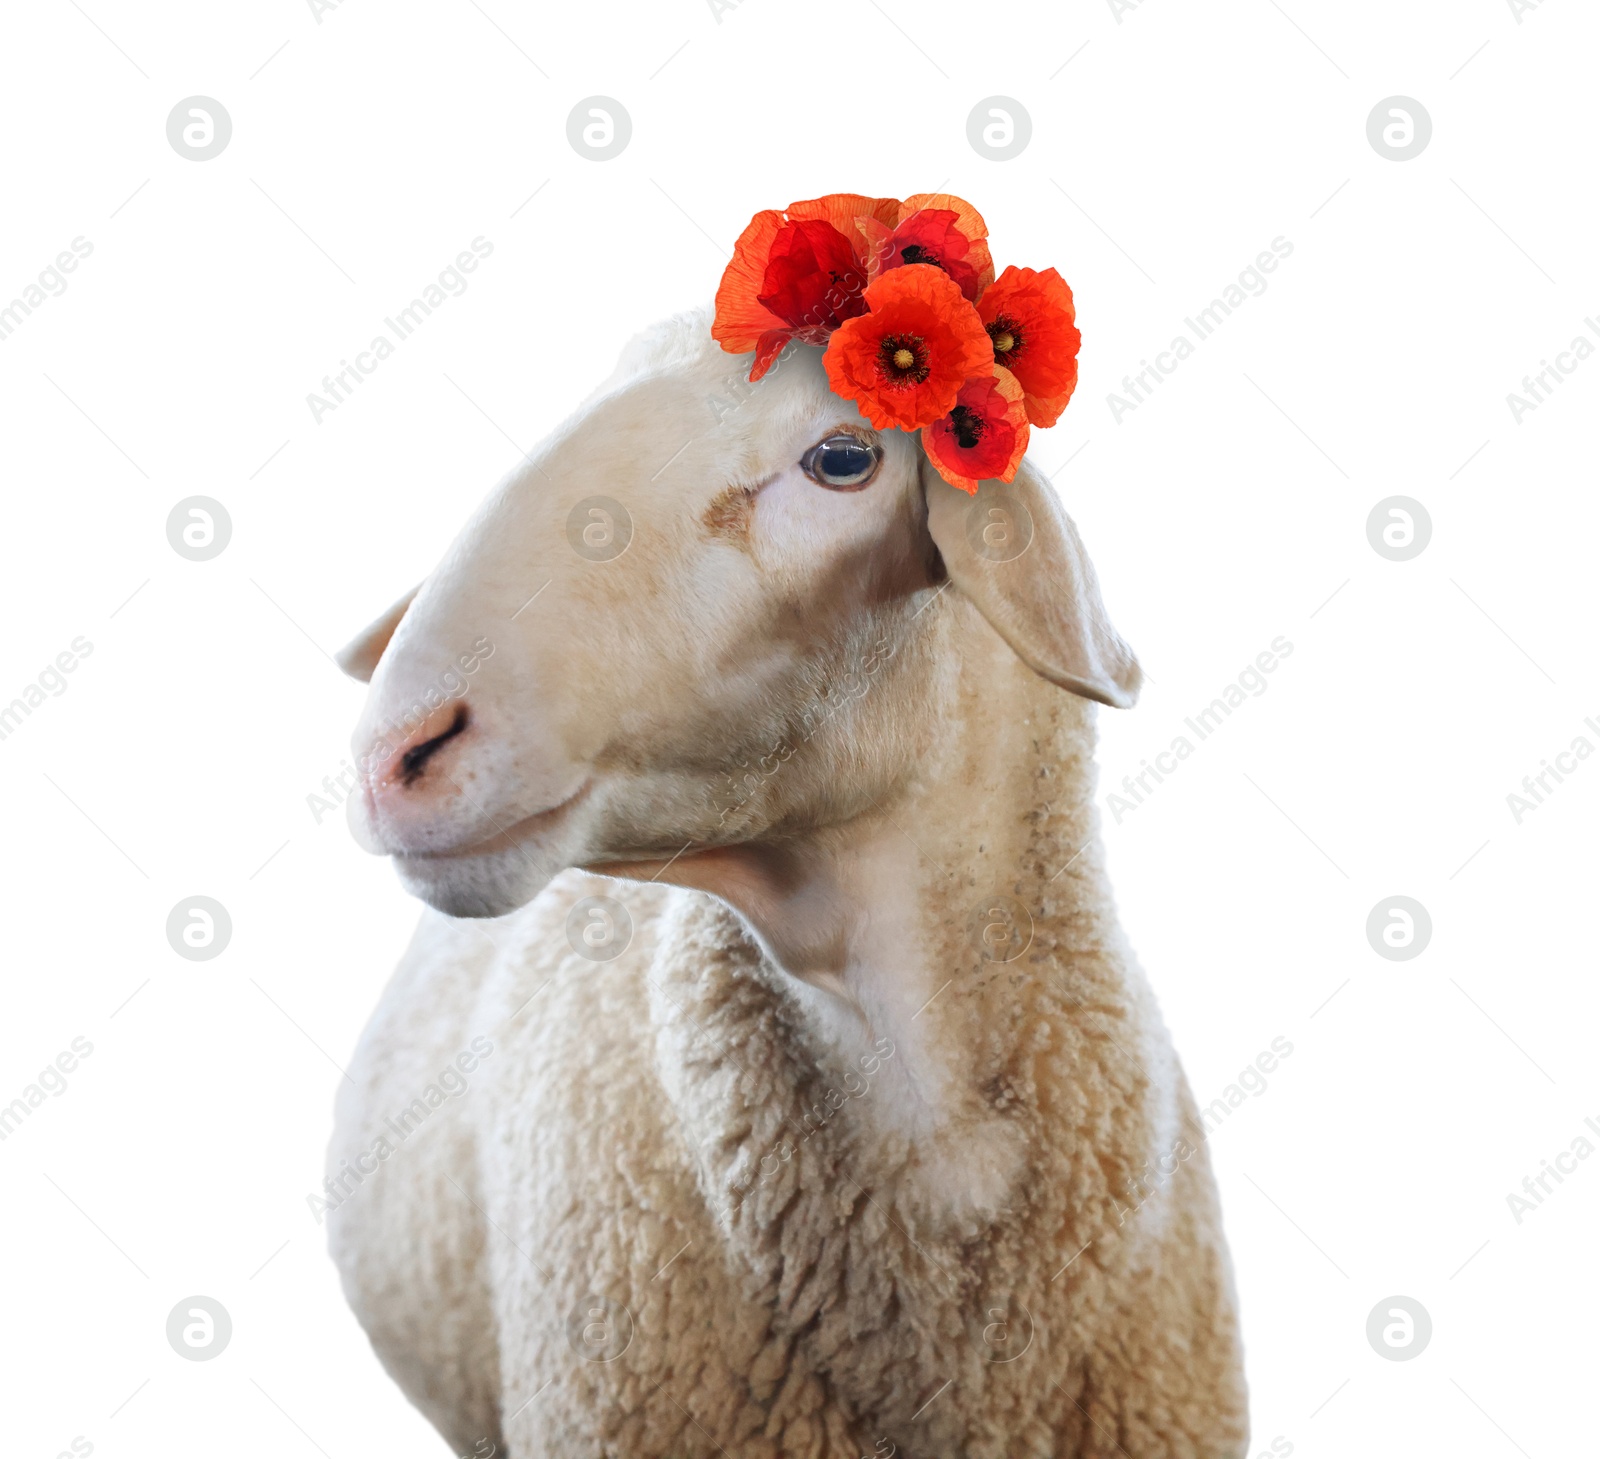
(711, 192), (1080, 494)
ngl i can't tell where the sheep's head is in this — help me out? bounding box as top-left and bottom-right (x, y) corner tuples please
(340, 309), (1139, 918)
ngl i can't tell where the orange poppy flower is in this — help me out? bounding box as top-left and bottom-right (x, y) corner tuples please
(712, 194), (900, 381)
(821, 266), (995, 431)
(922, 367), (1030, 494)
(975, 265), (1081, 427)
(859, 193), (995, 301)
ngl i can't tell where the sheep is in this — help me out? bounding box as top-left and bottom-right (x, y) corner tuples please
(326, 305), (1249, 1459)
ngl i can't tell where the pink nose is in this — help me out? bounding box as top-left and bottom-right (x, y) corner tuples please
(365, 701), (470, 803)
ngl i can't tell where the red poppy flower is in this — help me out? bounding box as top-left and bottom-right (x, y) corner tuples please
(860, 193), (995, 302)
(922, 367), (1030, 494)
(821, 265), (995, 431)
(755, 220), (864, 328)
(712, 194), (900, 381)
(975, 265), (1081, 427)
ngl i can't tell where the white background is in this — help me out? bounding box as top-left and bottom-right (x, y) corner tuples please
(2, 0), (1595, 1455)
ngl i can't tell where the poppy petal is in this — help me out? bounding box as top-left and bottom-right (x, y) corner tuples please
(859, 199), (996, 301)
(822, 266), (994, 431)
(900, 194), (995, 297)
(976, 265), (1081, 427)
(922, 366), (1030, 494)
(712, 208), (788, 354)
(787, 193), (901, 255)
(755, 218), (868, 332)
(713, 195), (898, 380)
(751, 328), (793, 381)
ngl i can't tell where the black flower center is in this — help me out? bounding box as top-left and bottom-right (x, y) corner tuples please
(877, 333), (930, 386)
(949, 404), (985, 450)
(900, 244), (935, 266)
(987, 314), (1024, 361)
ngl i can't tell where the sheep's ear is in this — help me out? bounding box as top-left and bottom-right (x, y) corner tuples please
(922, 456), (1141, 708)
(336, 585), (420, 683)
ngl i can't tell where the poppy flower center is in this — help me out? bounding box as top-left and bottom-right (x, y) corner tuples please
(877, 333), (930, 386)
(949, 404), (985, 450)
(988, 314), (1024, 360)
(900, 244), (934, 266)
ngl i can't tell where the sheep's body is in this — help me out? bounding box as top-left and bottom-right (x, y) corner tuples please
(329, 692), (1248, 1459)
(328, 308), (1248, 1456)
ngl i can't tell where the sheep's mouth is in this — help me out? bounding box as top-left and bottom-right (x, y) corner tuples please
(397, 779), (592, 863)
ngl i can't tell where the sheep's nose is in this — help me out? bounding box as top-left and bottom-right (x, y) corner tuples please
(370, 701), (470, 794)
(349, 698), (490, 855)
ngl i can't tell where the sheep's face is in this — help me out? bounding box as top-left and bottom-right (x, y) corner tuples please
(343, 312), (954, 917)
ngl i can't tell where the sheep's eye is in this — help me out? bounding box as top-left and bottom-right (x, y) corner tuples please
(801, 435), (881, 490)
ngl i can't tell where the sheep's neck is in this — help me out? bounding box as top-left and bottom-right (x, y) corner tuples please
(665, 625), (1118, 1227)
